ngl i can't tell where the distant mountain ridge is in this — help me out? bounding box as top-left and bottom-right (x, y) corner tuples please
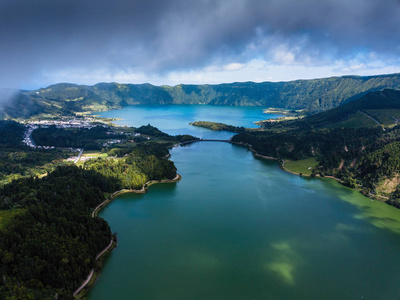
(2, 73), (400, 119)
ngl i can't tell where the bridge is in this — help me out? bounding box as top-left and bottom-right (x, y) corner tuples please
(175, 139), (231, 146)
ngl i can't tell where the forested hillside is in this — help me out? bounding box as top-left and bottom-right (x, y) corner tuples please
(260, 89), (400, 130)
(2, 73), (400, 119)
(0, 166), (113, 299)
(0, 121), (183, 299)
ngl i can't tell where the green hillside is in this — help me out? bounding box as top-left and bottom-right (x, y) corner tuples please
(231, 89), (400, 206)
(262, 89), (400, 130)
(2, 73), (400, 119)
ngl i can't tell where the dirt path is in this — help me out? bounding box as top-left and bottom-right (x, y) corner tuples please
(72, 237), (115, 297)
(73, 269), (94, 297)
(73, 236), (114, 297)
(96, 239), (114, 260)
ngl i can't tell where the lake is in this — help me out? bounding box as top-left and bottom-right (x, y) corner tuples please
(89, 105), (400, 299)
(97, 104), (280, 139)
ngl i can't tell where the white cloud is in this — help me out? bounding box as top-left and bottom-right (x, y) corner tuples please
(223, 63), (245, 71)
(341, 64), (367, 73)
(34, 55), (400, 89)
(272, 48), (296, 65)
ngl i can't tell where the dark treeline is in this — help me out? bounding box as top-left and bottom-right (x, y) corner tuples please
(32, 125), (123, 150)
(135, 124), (198, 143)
(233, 127), (382, 162)
(190, 121), (246, 133)
(135, 124), (172, 139)
(0, 166), (113, 299)
(32, 124), (198, 152)
(0, 121), (24, 148)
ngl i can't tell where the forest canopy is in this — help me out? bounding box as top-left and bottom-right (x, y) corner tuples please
(0, 121), (181, 299)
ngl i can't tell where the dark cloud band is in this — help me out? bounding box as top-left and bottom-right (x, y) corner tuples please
(1, 0), (399, 88)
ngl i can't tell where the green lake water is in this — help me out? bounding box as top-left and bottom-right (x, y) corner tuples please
(89, 106), (400, 299)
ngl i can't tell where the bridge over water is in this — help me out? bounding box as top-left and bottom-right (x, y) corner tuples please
(175, 139), (232, 146)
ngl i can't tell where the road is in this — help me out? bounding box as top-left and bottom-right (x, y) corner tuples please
(74, 148), (84, 164)
(73, 269), (94, 297)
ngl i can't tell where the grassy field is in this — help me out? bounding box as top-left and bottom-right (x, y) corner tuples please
(81, 151), (108, 159)
(0, 209), (27, 229)
(75, 151), (108, 166)
(284, 157), (319, 176)
(64, 150), (108, 166)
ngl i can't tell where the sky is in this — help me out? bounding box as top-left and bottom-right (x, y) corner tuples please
(1, 0), (400, 90)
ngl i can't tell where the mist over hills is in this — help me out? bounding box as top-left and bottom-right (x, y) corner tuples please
(1, 73), (400, 119)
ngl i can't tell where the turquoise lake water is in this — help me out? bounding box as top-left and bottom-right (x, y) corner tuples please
(88, 105), (400, 299)
(97, 104), (280, 139)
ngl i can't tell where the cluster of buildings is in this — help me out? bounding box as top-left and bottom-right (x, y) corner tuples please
(22, 124), (38, 148)
(26, 118), (105, 129)
(106, 131), (142, 137)
(21, 118), (147, 162)
(102, 139), (122, 147)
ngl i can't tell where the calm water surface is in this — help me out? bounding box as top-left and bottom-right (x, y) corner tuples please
(98, 105), (280, 139)
(89, 106), (400, 299)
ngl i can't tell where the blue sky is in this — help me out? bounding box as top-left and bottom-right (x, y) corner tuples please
(1, 0), (400, 89)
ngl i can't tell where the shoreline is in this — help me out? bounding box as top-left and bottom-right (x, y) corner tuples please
(73, 173), (181, 298)
(231, 141), (392, 203)
(231, 141), (342, 179)
(92, 173), (181, 218)
(73, 236), (117, 298)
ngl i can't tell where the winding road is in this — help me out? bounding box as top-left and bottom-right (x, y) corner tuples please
(73, 237), (114, 297)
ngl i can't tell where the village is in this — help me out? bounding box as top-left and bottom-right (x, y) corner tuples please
(21, 117), (144, 164)
(21, 117), (99, 150)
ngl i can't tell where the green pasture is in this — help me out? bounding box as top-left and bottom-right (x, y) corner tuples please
(284, 157), (319, 176)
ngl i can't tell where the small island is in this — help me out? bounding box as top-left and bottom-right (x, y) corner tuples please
(190, 121), (246, 133)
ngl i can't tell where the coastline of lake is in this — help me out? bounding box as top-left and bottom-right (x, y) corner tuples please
(87, 105), (400, 299)
(74, 173), (181, 298)
(88, 140), (400, 299)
